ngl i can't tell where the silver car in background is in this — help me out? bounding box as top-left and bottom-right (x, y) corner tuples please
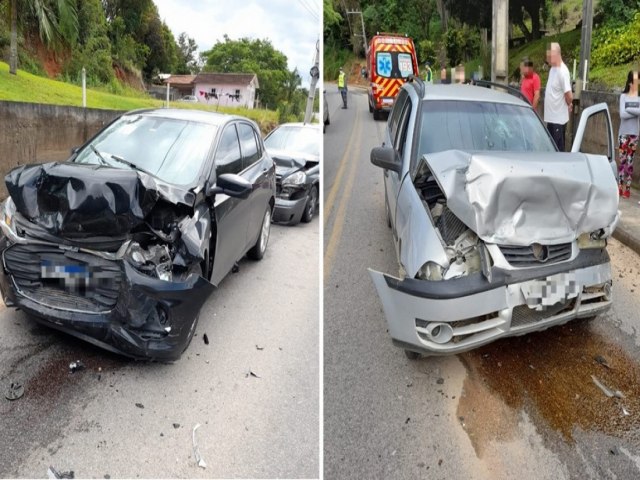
(369, 82), (619, 359)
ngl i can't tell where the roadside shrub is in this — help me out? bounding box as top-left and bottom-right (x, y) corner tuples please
(592, 12), (640, 67)
(417, 39), (437, 66)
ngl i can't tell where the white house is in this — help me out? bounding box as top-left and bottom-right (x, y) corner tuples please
(165, 73), (260, 109)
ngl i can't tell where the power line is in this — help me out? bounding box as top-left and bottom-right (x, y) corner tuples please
(300, 0), (320, 17)
(297, 0), (319, 21)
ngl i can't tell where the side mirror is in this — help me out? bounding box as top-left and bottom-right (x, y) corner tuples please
(371, 147), (402, 173)
(208, 173), (252, 199)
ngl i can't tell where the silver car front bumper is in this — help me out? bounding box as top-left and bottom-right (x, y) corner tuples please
(369, 261), (612, 355)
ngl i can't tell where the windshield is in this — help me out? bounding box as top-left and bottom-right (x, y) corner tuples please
(376, 51), (415, 79)
(417, 100), (556, 157)
(74, 115), (217, 185)
(264, 126), (319, 157)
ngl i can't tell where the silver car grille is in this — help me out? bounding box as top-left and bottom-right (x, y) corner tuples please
(498, 243), (572, 267)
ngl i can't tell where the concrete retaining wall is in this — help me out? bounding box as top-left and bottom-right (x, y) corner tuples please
(0, 100), (124, 198)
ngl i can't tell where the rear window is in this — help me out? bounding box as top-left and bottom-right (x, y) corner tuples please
(375, 51), (414, 79)
(417, 100), (556, 157)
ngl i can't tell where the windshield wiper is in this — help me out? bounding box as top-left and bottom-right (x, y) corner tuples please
(110, 154), (153, 176)
(89, 144), (109, 165)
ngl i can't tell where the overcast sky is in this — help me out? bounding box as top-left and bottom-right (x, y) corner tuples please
(155, 0), (321, 86)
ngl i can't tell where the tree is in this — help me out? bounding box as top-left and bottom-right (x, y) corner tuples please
(8, 0), (79, 74)
(323, 0), (342, 34)
(176, 32), (198, 74)
(201, 36), (289, 108)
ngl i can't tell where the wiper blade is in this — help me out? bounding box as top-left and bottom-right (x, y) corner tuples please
(110, 154), (153, 176)
(89, 144), (109, 165)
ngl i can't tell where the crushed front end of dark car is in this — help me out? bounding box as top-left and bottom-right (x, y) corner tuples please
(0, 162), (214, 361)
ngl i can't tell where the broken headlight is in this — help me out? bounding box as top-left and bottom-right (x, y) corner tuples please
(125, 242), (173, 282)
(1, 197), (16, 233)
(416, 262), (444, 281)
(577, 231), (607, 249)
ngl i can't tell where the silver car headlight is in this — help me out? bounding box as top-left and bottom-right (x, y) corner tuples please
(283, 171), (306, 186)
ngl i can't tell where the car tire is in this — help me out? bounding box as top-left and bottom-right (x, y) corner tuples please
(247, 206), (271, 260)
(404, 349), (421, 360)
(302, 185), (318, 223)
(369, 101), (373, 113)
(373, 109), (382, 121)
(182, 312), (200, 354)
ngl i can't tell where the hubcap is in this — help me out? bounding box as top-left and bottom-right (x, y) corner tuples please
(260, 209), (271, 253)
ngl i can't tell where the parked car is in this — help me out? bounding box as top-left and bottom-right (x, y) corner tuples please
(179, 95), (198, 103)
(0, 109), (275, 361)
(369, 81), (619, 359)
(323, 90), (330, 133)
(264, 123), (320, 225)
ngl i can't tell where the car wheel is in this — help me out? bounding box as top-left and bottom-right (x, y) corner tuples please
(373, 109), (381, 121)
(247, 206), (271, 260)
(369, 101), (373, 113)
(404, 349), (421, 360)
(302, 186), (318, 223)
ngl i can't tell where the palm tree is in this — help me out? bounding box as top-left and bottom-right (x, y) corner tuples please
(8, 0), (78, 75)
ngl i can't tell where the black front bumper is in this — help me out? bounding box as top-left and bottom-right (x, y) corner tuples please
(0, 236), (214, 361)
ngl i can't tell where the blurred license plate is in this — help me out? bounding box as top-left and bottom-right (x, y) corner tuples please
(382, 98), (394, 105)
(520, 272), (578, 310)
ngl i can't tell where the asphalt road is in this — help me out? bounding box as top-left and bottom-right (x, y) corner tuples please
(323, 84), (640, 479)
(0, 219), (319, 479)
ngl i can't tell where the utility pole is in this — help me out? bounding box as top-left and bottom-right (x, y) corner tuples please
(578, 0), (594, 91)
(346, 10), (367, 56)
(491, 0), (509, 84)
(304, 40), (320, 124)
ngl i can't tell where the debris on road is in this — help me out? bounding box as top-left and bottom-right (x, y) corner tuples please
(173, 423), (180, 429)
(246, 369), (261, 378)
(203, 334), (209, 345)
(591, 375), (625, 399)
(47, 466), (75, 479)
(436, 378), (444, 385)
(192, 423), (207, 469)
(594, 355), (611, 369)
(256, 345), (264, 350)
(5, 381), (24, 401)
(69, 360), (85, 374)
(135, 403), (145, 409)
(622, 406), (631, 416)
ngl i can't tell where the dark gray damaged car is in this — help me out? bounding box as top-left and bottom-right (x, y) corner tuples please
(0, 109), (275, 361)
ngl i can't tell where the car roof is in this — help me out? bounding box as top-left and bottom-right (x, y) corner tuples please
(124, 108), (242, 126)
(419, 84), (530, 107)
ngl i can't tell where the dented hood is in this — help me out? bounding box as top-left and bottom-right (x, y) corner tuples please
(422, 150), (620, 245)
(5, 162), (195, 238)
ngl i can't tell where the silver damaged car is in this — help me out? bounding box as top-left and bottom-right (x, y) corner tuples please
(369, 81), (620, 359)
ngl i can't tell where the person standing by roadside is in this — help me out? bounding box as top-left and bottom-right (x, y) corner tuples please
(618, 71), (640, 198)
(424, 62), (433, 83)
(520, 57), (541, 109)
(544, 43), (572, 151)
(338, 67), (348, 109)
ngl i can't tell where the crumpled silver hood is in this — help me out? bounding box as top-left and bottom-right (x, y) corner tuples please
(422, 150), (620, 245)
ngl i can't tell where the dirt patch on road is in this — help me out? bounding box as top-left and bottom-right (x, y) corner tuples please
(458, 321), (640, 447)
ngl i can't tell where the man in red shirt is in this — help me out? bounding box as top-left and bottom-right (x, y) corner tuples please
(520, 58), (541, 109)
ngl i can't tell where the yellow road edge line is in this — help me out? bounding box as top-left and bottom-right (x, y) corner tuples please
(323, 104), (362, 229)
(323, 116), (363, 282)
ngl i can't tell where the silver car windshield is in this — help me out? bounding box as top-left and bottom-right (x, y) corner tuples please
(74, 115), (217, 185)
(418, 100), (557, 156)
(264, 126), (319, 157)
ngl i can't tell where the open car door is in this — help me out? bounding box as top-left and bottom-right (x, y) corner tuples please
(571, 103), (616, 177)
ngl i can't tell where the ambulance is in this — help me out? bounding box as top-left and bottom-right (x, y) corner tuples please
(367, 33), (419, 120)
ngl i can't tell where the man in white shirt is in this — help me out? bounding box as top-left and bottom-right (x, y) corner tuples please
(543, 42), (573, 151)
